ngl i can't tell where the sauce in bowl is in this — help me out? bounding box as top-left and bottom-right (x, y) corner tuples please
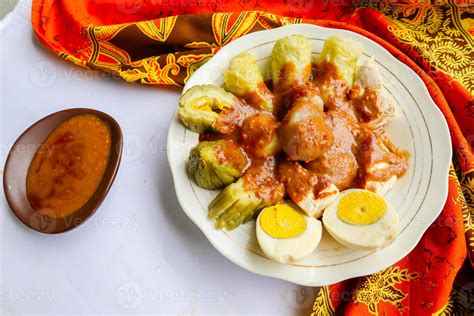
(26, 114), (112, 218)
(3, 108), (122, 233)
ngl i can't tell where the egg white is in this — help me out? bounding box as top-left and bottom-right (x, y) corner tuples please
(297, 183), (339, 218)
(322, 189), (400, 251)
(256, 210), (322, 264)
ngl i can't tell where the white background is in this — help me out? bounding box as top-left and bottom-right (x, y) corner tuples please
(0, 3), (317, 314)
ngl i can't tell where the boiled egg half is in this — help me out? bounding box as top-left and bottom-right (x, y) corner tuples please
(323, 189), (400, 251)
(256, 202), (322, 263)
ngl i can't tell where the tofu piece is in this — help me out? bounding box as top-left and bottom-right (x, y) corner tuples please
(360, 131), (408, 196)
(371, 89), (396, 129)
(297, 183), (339, 218)
(364, 168), (398, 196)
(354, 58), (382, 89)
(353, 58), (397, 129)
(279, 161), (339, 218)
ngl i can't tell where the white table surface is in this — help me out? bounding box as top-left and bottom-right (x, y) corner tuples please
(0, 3), (317, 315)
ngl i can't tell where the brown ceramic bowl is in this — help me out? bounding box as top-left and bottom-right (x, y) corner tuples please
(3, 108), (123, 234)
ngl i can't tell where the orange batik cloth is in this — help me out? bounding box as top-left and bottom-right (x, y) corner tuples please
(32, 0), (473, 314)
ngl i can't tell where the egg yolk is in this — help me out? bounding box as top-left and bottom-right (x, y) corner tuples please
(259, 204), (307, 238)
(337, 191), (387, 225)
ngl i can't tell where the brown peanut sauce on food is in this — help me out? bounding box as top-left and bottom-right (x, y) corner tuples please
(238, 82), (274, 109)
(213, 101), (259, 134)
(312, 61), (349, 111)
(240, 113), (280, 158)
(306, 109), (359, 191)
(214, 141), (248, 171)
(356, 129), (410, 183)
(274, 63), (312, 94)
(199, 61), (409, 204)
(350, 87), (381, 122)
(279, 160), (322, 202)
(242, 156), (285, 204)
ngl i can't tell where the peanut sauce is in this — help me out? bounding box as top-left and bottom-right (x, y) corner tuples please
(306, 110), (360, 191)
(238, 82), (274, 109)
(357, 130), (410, 183)
(242, 156), (285, 204)
(240, 113), (279, 158)
(279, 101), (334, 162)
(279, 161), (319, 203)
(214, 101), (259, 134)
(350, 87), (381, 122)
(274, 63), (311, 93)
(199, 61), (409, 205)
(312, 61), (349, 111)
(26, 114), (112, 218)
(214, 141), (248, 171)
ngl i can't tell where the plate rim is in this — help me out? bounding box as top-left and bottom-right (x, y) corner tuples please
(167, 24), (452, 286)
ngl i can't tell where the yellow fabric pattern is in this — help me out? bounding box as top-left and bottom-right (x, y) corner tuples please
(212, 12), (261, 46)
(362, 0), (474, 94)
(137, 17), (178, 42)
(311, 285), (335, 316)
(353, 266), (419, 314)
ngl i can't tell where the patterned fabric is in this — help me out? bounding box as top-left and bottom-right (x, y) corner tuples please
(31, 0), (473, 314)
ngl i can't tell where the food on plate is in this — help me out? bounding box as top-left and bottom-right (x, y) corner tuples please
(186, 140), (248, 190)
(279, 100), (333, 162)
(178, 34), (409, 262)
(208, 157), (285, 230)
(178, 84), (238, 133)
(306, 110), (359, 191)
(353, 58), (382, 89)
(240, 113), (281, 157)
(318, 35), (362, 87)
(279, 161), (339, 218)
(357, 130), (410, 196)
(323, 189), (400, 251)
(26, 114), (112, 218)
(271, 34), (312, 92)
(208, 178), (261, 230)
(350, 58), (396, 128)
(290, 83), (324, 112)
(256, 202), (322, 263)
(313, 36), (361, 109)
(224, 52), (274, 112)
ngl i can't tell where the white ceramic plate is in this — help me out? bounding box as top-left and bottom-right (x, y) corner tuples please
(167, 24), (451, 286)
